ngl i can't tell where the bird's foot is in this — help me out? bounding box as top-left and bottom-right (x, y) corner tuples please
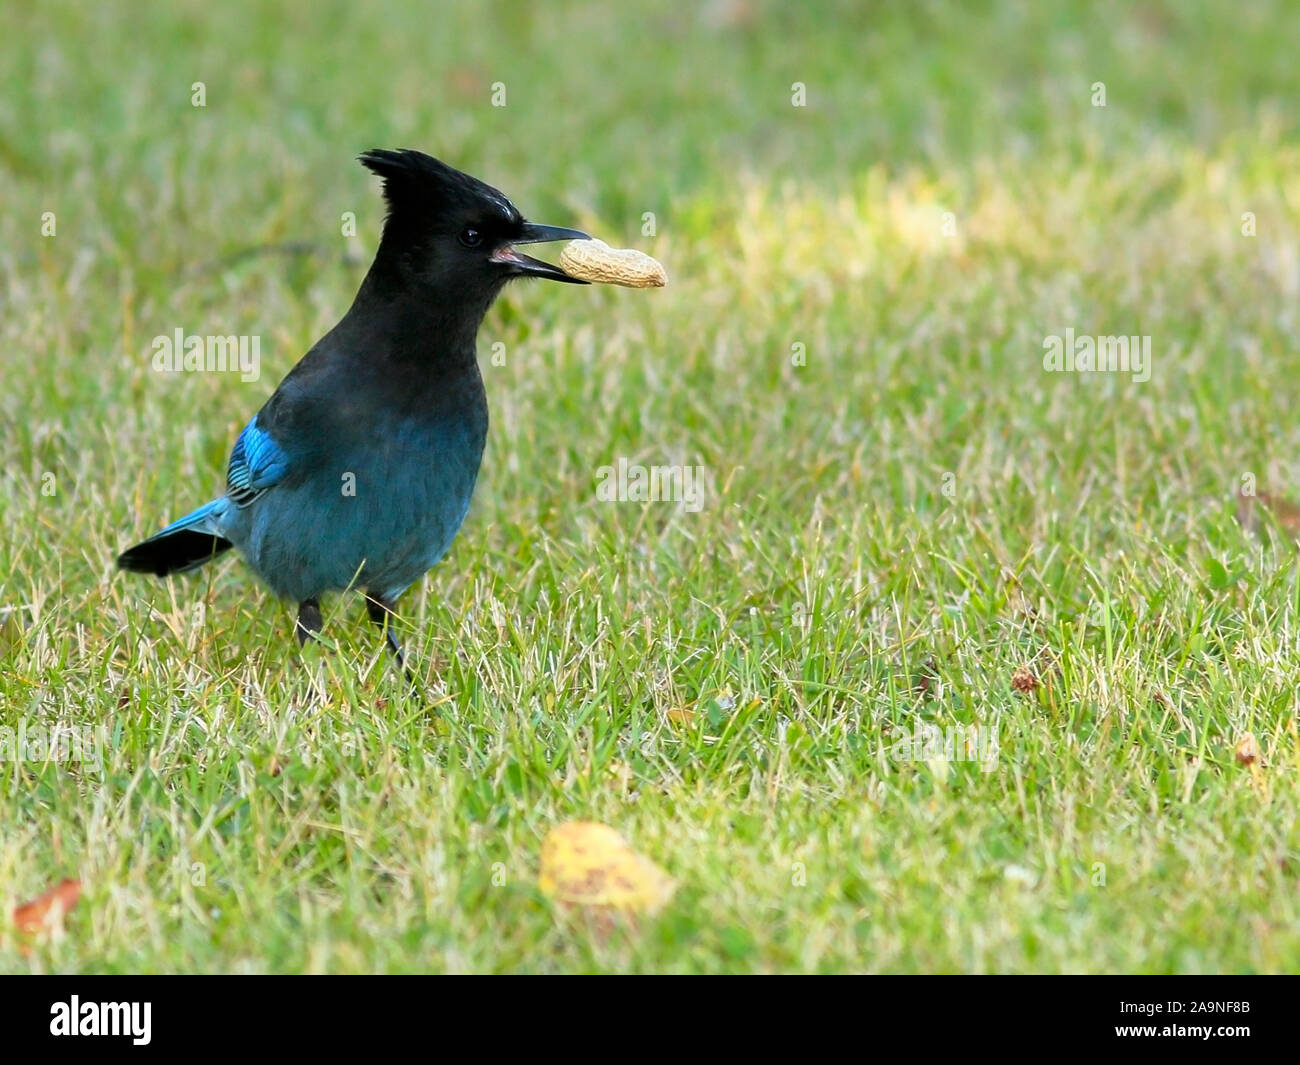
(295, 598), (323, 646)
(365, 594), (423, 701)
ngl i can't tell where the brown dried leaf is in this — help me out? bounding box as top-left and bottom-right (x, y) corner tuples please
(1011, 665), (1040, 694)
(14, 878), (81, 936)
(913, 656), (939, 698)
(1237, 490), (1300, 538)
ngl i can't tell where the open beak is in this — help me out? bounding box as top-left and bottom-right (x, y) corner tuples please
(490, 222), (591, 283)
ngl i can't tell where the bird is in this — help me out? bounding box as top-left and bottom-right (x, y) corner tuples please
(117, 149), (589, 684)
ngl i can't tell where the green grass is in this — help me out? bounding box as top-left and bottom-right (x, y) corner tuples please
(3, 0), (1300, 972)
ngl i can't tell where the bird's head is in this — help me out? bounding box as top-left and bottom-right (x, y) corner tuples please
(359, 149), (589, 295)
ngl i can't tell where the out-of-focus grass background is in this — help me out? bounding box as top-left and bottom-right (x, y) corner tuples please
(3, 0), (1300, 973)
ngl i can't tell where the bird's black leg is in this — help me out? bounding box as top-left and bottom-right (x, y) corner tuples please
(295, 598), (323, 646)
(365, 593), (419, 692)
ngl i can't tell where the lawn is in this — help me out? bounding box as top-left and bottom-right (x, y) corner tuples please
(2, 0), (1299, 973)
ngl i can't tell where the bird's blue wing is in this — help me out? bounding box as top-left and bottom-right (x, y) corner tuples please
(226, 414), (289, 506)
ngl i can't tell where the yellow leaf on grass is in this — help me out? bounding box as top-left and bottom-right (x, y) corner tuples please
(538, 822), (675, 915)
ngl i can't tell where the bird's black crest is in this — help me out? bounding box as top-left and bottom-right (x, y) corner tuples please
(358, 149), (520, 225)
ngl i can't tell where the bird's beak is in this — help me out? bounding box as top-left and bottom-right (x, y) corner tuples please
(490, 222), (591, 283)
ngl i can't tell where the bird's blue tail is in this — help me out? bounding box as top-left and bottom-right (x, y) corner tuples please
(117, 499), (233, 577)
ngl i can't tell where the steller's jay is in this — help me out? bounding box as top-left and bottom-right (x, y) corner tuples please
(118, 149), (589, 681)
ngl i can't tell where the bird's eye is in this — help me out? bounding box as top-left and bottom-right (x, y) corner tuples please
(459, 227), (483, 248)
